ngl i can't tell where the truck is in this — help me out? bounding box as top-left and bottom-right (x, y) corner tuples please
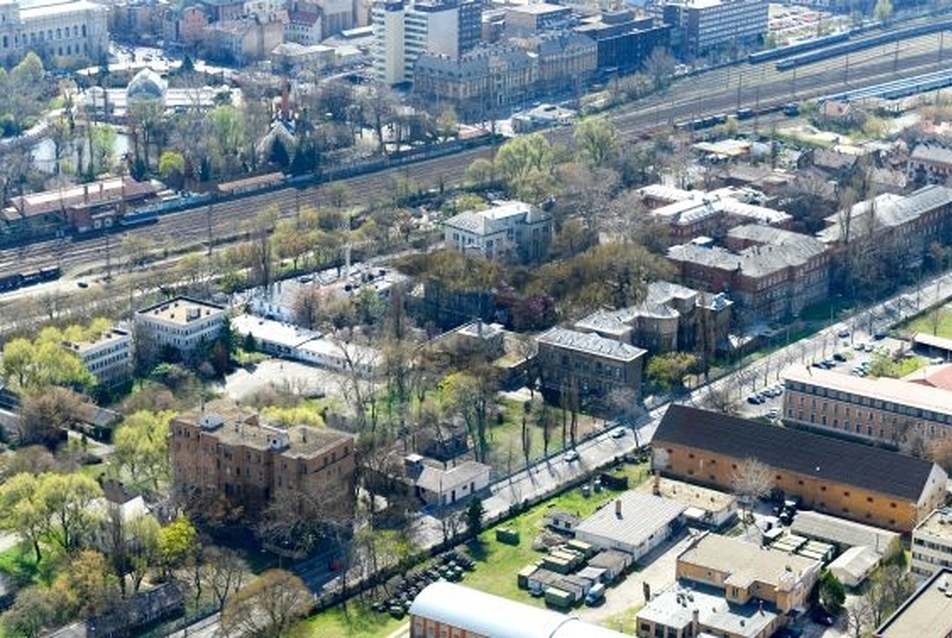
(584, 582), (606, 606)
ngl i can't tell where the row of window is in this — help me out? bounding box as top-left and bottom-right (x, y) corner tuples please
(787, 383), (952, 423)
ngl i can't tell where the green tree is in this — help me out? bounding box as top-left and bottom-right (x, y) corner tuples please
(645, 352), (698, 394)
(440, 369), (498, 463)
(0, 473), (48, 562)
(495, 133), (554, 194)
(38, 472), (104, 553)
(88, 123), (116, 177)
(159, 515), (200, 578)
(51, 549), (120, 619)
(112, 410), (173, 491)
(206, 105), (245, 177)
(437, 108), (460, 140)
(573, 116), (618, 167)
(158, 150), (186, 191)
(466, 497), (485, 537)
(1, 586), (57, 638)
(221, 569), (312, 638)
(817, 569), (846, 613)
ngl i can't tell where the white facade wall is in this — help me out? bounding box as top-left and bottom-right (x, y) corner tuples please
(78, 332), (132, 386)
(911, 509), (952, 579)
(0, 0), (108, 66)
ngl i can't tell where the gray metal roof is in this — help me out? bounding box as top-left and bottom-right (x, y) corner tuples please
(537, 327), (646, 362)
(575, 491), (685, 548)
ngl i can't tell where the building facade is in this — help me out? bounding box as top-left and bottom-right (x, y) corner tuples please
(574, 11), (670, 73)
(911, 507), (952, 579)
(535, 327), (646, 413)
(371, 0), (480, 84)
(782, 366), (952, 450)
(170, 404), (356, 519)
(661, 0), (767, 60)
(907, 144), (952, 186)
(0, 0), (108, 67)
(666, 225), (829, 323)
(134, 297), (227, 363)
(443, 200), (553, 262)
(653, 405), (948, 533)
(62, 328), (133, 388)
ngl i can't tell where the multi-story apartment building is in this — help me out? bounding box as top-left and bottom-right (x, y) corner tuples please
(535, 327), (646, 413)
(574, 11), (670, 73)
(0, 0), (108, 67)
(667, 225), (829, 323)
(203, 16), (285, 65)
(911, 507), (952, 579)
(907, 144), (952, 186)
(816, 185), (952, 270)
(782, 366), (952, 449)
(170, 403), (356, 519)
(442, 200), (553, 263)
(134, 297), (227, 364)
(372, 0), (480, 84)
(512, 31), (596, 96)
(62, 328), (133, 389)
(654, 405), (948, 532)
(660, 0), (767, 60)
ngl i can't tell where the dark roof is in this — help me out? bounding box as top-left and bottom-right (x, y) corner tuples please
(655, 405), (939, 502)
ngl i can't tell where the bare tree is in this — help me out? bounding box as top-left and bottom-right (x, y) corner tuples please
(200, 546), (246, 610)
(221, 569), (312, 638)
(730, 457), (773, 526)
(699, 386), (740, 416)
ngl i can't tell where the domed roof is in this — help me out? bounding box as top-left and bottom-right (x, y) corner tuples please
(126, 68), (167, 103)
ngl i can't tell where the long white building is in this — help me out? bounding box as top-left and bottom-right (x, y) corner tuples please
(0, 0), (108, 67)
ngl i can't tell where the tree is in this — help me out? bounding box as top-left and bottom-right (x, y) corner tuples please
(18, 388), (96, 449)
(158, 150), (186, 191)
(645, 352), (697, 395)
(123, 512), (162, 593)
(159, 516), (200, 579)
(730, 457), (772, 525)
(51, 549), (120, 619)
(817, 569), (846, 613)
(441, 370), (498, 463)
(699, 386), (741, 416)
(112, 410), (173, 491)
(573, 117), (618, 168)
(494, 133), (554, 194)
(38, 472), (104, 553)
(874, 0), (893, 25)
(1, 586), (57, 638)
(0, 473), (48, 562)
(200, 546), (246, 610)
(221, 569), (312, 638)
(643, 47), (677, 91)
(466, 497), (485, 538)
(437, 108), (460, 141)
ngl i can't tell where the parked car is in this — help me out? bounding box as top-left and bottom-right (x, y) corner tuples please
(610, 427), (627, 439)
(833, 352), (847, 362)
(563, 449), (579, 463)
(811, 606), (835, 626)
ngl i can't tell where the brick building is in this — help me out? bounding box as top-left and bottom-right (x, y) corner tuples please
(653, 405), (948, 532)
(535, 327), (646, 414)
(170, 403), (356, 520)
(666, 225), (829, 323)
(816, 185), (952, 270)
(782, 366), (952, 450)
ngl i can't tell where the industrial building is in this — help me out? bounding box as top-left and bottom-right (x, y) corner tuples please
(573, 491), (685, 560)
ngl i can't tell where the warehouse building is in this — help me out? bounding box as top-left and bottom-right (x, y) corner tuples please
(573, 491), (685, 561)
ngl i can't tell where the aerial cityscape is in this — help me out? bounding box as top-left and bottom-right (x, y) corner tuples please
(1, 0), (952, 636)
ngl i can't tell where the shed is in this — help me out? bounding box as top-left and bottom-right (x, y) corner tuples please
(790, 510), (901, 560)
(545, 510), (582, 534)
(588, 549), (632, 582)
(828, 545), (880, 588)
(517, 565), (540, 590)
(526, 567), (564, 592)
(577, 566), (607, 585)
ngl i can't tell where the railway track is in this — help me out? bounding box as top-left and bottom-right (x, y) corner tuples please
(3, 30), (950, 280)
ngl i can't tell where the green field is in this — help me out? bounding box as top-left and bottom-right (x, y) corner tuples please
(297, 461), (650, 637)
(898, 304), (952, 340)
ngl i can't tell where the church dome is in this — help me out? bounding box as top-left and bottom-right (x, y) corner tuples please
(126, 68), (167, 103)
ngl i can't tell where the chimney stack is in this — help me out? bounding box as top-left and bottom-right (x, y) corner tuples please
(615, 499), (622, 518)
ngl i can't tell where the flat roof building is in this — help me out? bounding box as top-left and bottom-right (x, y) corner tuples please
(874, 567), (952, 638)
(134, 297), (227, 365)
(911, 507), (952, 579)
(61, 327), (133, 388)
(676, 532), (821, 614)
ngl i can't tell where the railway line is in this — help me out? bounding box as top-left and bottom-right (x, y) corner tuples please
(5, 30), (952, 281)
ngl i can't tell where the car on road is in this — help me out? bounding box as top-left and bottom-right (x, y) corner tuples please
(563, 449), (579, 463)
(610, 427), (627, 439)
(833, 352), (847, 362)
(767, 407), (780, 419)
(747, 394), (765, 405)
(77, 281), (89, 288)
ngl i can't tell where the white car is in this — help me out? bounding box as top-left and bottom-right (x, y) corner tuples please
(610, 427), (627, 439)
(563, 449), (580, 463)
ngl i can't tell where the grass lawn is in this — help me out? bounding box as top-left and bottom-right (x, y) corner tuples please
(294, 601), (404, 638)
(602, 605), (644, 632)
(898, 304), (952, 339)
(462, 461), (651, 606)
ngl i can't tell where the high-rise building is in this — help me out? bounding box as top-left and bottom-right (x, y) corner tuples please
(372, 0), (481, 84)
(659, 0), (767, 60)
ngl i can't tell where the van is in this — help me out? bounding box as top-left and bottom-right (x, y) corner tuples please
(585, 582), (606, 606)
